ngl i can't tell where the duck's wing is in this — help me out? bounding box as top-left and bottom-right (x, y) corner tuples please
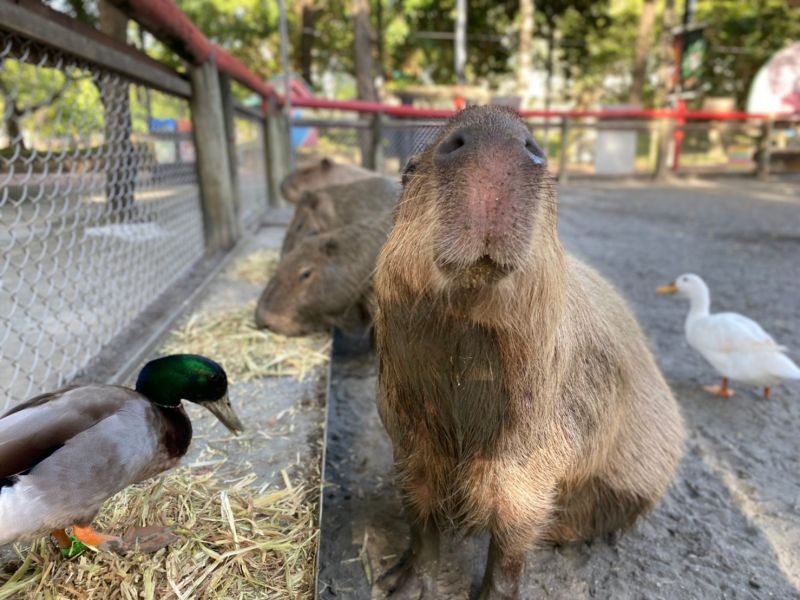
(0, 386), (128, 480)
(696, 312), (784, 354)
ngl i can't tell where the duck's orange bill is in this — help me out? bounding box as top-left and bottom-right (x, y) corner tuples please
(657, 283), (678, 295)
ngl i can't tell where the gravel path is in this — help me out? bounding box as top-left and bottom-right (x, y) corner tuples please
(318, 176), (800, 600)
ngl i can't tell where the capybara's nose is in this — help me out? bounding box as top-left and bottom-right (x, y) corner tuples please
(254, 307), (267, 329)
(436, 126), (546, 167)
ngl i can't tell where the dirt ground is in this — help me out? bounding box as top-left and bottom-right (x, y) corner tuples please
(318, 176), (800, 600)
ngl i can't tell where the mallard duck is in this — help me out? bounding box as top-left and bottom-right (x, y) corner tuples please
(0, 354), (244, 557)
(658, 274), (800, 399)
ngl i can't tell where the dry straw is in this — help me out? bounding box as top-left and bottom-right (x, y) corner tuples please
(226, 249), (281, 286)
(162, 248), (331, 383)
(0, 248), (329, 598)
(0, 466), (318, 599)
(161, 304), (330, 383)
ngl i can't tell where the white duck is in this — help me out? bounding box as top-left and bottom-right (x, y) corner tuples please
(658, 273), (800, 399)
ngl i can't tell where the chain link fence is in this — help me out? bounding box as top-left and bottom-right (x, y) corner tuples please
(0, 32), (206, 409)
(234, 113), (268, 226)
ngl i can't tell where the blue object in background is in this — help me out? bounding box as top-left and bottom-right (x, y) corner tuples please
(291, 109), (313, 148)
(150, 118), (177, 133)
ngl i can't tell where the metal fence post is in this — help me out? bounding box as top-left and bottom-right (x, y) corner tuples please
(263, 94), (289, 209)
(218, 72), (242, 221)
(653, 117), (672, 181)
(367, 112), (385, 172)
(558, 116), (570, 184)
(190, 60), (240, 251)
(756, 118), (772, 180)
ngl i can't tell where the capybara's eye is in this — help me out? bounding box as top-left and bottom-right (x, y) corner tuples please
(401, 157), (419, 186)
(299, 268), (313, 282)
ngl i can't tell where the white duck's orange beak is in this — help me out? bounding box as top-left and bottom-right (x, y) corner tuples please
(657, 283), (679, 295)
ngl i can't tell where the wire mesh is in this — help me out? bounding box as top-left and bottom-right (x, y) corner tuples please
(382, 120), (442, 174)
(0, 32), (205, 409)
(234, 113), (268, 226)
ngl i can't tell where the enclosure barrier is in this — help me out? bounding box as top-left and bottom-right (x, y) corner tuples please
(289, 100), (798, 182)
(0, 0), (273, 408)
(1, 0), (796, 409)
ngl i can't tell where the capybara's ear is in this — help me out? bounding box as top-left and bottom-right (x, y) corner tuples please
(321, 238), (339, 256)
(320, 157), (333, 171)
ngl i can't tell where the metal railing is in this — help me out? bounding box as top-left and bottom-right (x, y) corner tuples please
(0, 3), (275, 409)
(290, 104), (799, 182)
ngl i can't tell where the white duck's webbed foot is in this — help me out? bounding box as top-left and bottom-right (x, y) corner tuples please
(703, 378), (734, 398)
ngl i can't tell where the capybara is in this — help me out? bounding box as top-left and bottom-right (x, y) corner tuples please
(256, 212), (392, 337)
(373, 106), (684, 599)
(281, 176), (400, 256)
(280, 157), (376, 204)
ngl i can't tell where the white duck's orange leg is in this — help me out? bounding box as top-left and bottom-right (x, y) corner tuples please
(763, 387), (771, 400)
(703, 377), (734, 398)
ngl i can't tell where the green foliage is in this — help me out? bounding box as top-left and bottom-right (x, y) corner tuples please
(694, 0), (800, 107)
(15, 0), (800, 115)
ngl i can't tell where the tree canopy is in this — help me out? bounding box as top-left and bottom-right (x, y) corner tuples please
(33, 0), (800, 110)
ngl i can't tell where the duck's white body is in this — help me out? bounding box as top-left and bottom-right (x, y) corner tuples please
(668, 274), (800, 391)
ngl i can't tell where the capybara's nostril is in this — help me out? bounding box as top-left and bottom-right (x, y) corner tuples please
(524, 135), (546, 166)
(437, 128), (470, 159)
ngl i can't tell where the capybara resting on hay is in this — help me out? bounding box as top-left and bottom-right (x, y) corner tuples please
(256, 212), (392, 337)
(281, 176), (399, 256)
(373, 106), (684, 599)
(280, 157), (376, 204)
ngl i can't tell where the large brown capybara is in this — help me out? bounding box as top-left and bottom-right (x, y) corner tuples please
(280, 157), (376, 204)
(281, 176), (399, 256)
(373, 106), (684, 599)
(255, 212), (392, 337)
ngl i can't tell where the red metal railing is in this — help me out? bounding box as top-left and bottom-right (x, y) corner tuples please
(112, 0), (800, 125)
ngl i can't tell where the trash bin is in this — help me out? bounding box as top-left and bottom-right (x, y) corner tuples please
(594, 104), (639, 175)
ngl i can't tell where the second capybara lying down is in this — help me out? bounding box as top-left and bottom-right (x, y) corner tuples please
(280, 157), (377, 203)
(374, 106), (684, 599)
(281, 176), (400, 256)
(255, 211), (392, 337)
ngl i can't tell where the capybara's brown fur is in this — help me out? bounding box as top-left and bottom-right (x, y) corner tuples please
(255, 212), (392, 337)
(281, 176), (399, 256)
(374, 106), (684, 599)
(280, 157), (376, 204)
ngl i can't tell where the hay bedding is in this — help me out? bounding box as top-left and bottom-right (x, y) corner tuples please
(0, 467), (318, 600)
(0, 249), (329, 598)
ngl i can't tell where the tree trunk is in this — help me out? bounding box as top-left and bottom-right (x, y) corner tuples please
(5, 108), (24, 151)
(454, 0), (466, 85)
(654, 0), (676, 109)
(352, 0), (377, 103)
(629, 0), (656, 105)
(99, 0), (135, 219)
(543, 14), (556, 138)
(518, 0), (535, 95)
(375, 0), (386, 80)
(352, 0), (377, 165)
(299, 0), (317, 86)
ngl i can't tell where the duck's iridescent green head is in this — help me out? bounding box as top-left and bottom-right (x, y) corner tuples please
(136, 354), (244, 433)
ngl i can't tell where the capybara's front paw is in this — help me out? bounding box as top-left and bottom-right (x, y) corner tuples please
(377, 549), (434, 599)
